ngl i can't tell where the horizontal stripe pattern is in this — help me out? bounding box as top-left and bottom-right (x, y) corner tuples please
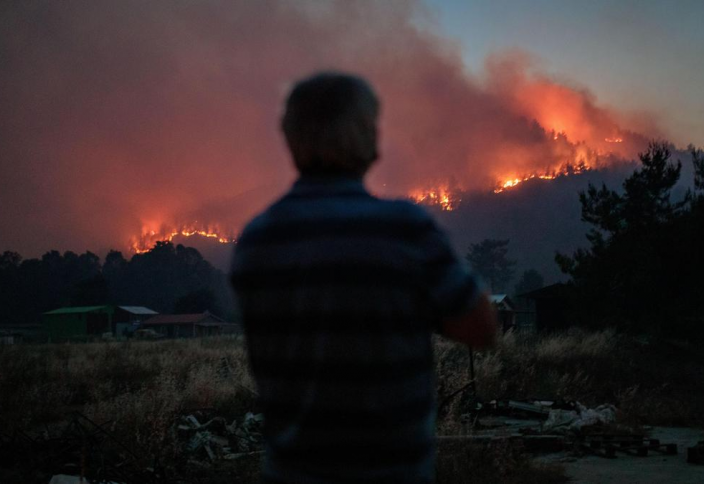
(230, 176), (479, 483)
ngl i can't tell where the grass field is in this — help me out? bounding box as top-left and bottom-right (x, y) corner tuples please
(1, 329), (702, 483)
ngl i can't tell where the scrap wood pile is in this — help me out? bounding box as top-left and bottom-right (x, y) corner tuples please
(175, 409), (264, 467)
(453, 398), (683, 460)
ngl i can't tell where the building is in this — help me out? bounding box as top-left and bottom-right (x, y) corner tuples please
(113, 306), (159, 337)
(43, 305), (158, 341)
(490, 294), (516, 332)
(518, 283), (574, 332)
(141, 311), (241, 338)
(44, 306), (114, 341)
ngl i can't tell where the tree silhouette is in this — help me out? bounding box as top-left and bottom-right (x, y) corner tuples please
(0, 242), (235, 326)
(556, 141), (704, 335)
(466, 239), (515, 293)
(514, 269), (544, 296)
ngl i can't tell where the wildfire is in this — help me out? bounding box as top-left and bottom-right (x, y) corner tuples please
(605, 137), (623, 143)
(409, 186), (459, 211)
(493, 162), (593, 193)
(131, 223), (236, 253)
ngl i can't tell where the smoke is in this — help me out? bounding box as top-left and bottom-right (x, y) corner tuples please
(0, 0), (658, 256)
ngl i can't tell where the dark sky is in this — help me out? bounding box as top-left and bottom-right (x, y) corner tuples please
(0, 0), (681, 257)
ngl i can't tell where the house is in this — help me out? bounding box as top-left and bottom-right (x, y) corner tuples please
(141, 311), (241, 338)
(44, 306), (114, 341)
(490, 294), (516, 332)
(113, 306), (159, 337)
(43, 305), (158, 341)
(518, 283), (574, 332)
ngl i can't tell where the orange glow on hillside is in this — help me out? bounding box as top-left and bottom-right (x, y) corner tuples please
(409, 186), (460, 211)
(493, 163), (592, 193)
(131, 223), (236, 253)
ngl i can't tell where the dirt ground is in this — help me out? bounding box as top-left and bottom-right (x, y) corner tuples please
(539, 427), (704, 483)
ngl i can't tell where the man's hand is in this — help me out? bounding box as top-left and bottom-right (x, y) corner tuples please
(441, 293), (498, 349)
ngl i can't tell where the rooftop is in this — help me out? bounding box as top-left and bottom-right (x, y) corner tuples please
(44, 306), (108, 315)
(142, 311), (225, 325)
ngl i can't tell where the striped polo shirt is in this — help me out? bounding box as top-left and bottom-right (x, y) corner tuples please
(230, 176), (480, 483)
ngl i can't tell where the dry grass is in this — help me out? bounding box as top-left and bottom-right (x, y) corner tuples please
(2, 329), (703, 482)
(436, 328), (704, 432)
(0, 336), (256, 462)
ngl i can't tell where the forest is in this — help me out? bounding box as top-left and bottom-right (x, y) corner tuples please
(0, 242), (234, 326)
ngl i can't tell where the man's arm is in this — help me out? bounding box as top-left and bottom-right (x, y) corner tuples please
(441, 292), (498, 349)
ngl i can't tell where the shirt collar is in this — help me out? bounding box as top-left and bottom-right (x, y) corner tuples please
(290, 175), (369, 196)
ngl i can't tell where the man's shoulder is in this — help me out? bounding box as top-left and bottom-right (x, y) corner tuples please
(380, 198), (434, 221)
(237, 195), (436, 246)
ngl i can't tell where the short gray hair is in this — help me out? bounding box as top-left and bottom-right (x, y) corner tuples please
(281, 72), (380, 177)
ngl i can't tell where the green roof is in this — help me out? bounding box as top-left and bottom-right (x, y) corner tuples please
(44, 306), (109, 315)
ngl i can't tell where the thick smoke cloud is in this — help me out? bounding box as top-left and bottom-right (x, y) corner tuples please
(0, 0), (656, 256)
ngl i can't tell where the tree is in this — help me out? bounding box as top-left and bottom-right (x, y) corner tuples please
(556, 141), (703, 334)
(174, 288), (217, 314)
(466, 239), (515, 293)
(71, 274), (109, 305)
(514, 269), (544, 296)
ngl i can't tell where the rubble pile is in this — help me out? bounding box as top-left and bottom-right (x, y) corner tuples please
(175, 410), (264, 466)
(453, 399), (683, 460)
(544, 403), (617, 434)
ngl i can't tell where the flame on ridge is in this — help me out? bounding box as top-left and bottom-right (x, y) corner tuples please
(409, 186), (460, 211)
(493, 162), (593, 193)
(131, 223), (236, 254)
(492, 131), (622, 193)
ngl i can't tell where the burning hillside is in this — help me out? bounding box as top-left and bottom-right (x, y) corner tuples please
(131, 224), (236, 254)
(0, 0), (659, 256)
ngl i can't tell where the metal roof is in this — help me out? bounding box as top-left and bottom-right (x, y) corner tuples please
(44, 306), (108, 315)
(142, 312), (225, 325)
(118, 306), (158, 315)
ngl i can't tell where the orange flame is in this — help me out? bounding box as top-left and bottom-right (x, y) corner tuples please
(493, 162), (593, 193)
(131, 223), (236, 253)
(409, 186), (460, 211)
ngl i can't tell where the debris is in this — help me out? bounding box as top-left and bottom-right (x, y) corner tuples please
(186, 431), (212, 453)
(49, 476), (86, 484)
(449, 398), (680, 461)
(184, 415), (201, 429)
(580, 434), (678, 459)
(507, 400), (552, 418)
(544, 403), (617, 433)
(484, 399), (577, 420)
(175, 411), (264, 466)
(201, 416), (227, 433)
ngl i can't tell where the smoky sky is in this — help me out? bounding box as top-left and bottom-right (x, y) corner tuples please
(0, 0), (658, 256)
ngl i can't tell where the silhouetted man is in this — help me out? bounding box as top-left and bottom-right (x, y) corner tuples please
(230, 72), (497, 483)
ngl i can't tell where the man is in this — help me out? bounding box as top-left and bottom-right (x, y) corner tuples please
(230, 72), (497, 483)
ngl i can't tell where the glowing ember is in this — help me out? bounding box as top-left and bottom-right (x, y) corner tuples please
(131, 223), (236, 253)
(409, 186), (460, 211)
(605, 137), (623, 143)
